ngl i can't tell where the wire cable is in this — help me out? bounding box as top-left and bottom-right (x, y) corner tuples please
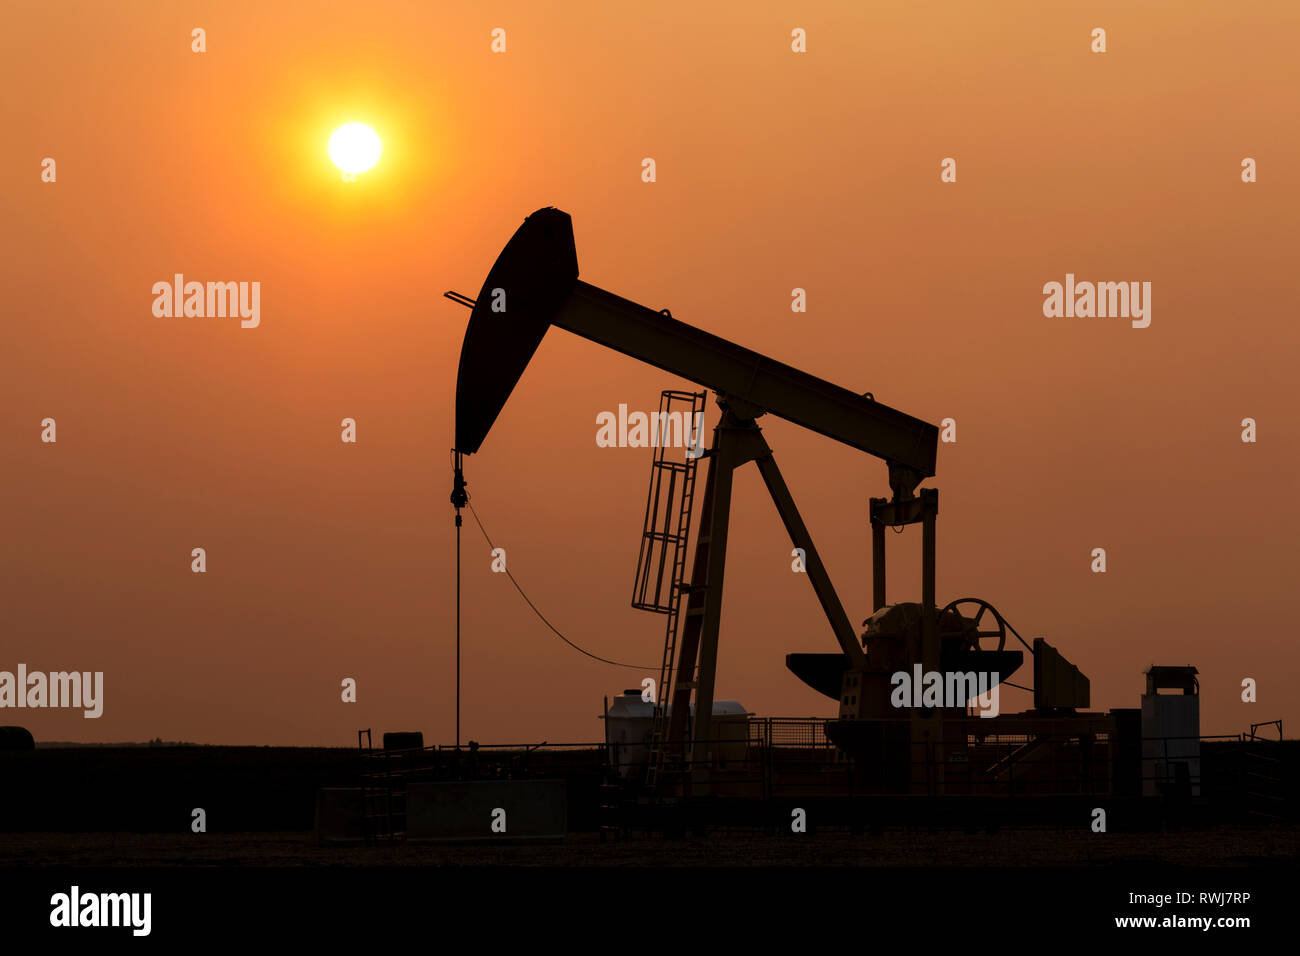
(1004, 619), (1034, 655)
(465, 499), (655, 670)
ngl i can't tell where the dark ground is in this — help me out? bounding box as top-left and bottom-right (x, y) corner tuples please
(3, 825), (1296, 867)
(3, 742), (1295, 874)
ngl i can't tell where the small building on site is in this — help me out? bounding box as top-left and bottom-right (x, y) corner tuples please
(1141, 666), (1201, 797)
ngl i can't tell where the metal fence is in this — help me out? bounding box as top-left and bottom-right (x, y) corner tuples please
(355, 722), (1290, 839)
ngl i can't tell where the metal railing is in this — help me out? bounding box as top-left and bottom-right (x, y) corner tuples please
(356, 722), (1292, 838)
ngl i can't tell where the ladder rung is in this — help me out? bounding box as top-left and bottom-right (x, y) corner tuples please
(635, 388), (706, 795)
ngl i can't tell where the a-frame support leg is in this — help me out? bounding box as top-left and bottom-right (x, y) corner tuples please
(753, 451), (867, 669)
(668, 401), (875, 792)
(665, 407), (759, 781)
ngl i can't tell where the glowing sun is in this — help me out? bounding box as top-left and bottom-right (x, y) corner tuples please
(328, 123), (382, 176)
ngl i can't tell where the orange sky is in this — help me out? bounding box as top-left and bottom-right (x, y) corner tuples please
(2, 1), (1297, 745)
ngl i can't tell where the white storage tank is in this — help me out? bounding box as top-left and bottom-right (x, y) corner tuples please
(602, 689), (750, 777)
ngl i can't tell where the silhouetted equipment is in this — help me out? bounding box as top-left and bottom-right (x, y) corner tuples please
(449, 207), (1197, 800)
(383, 732), (424, 751)
(451, 208), (940, 783)
(1142, 665), (1201, 797)
(631, 390), (706, 616)
(1034, 638), (1090, 710)
(629, 389), (706, 789)
(0, 727), (34, 751)
(603, 688), (750, 783)
(450, 448), (467, 749)
(450, 451), (468, 512)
